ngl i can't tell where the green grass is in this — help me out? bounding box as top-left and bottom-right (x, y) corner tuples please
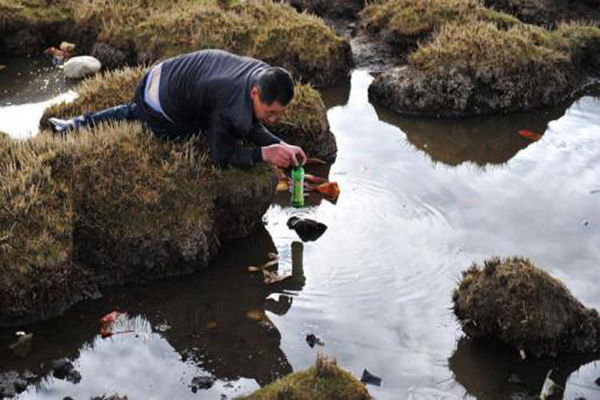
(240, 355), (371, 399)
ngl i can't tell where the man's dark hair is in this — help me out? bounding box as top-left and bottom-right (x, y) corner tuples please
(255, 67), (295, 106)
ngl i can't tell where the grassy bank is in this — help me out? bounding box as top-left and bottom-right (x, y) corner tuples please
(1, 0), (351, 86)
(241, 355), (371, 399)
(0, 123), (277, 325)
(365, 0), (600, 116)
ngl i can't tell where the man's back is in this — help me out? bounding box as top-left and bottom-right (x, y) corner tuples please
(158, 49), (269, 136)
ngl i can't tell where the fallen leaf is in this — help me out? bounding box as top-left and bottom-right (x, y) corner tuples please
(519, 130), (542, 141)
(305, 157), (327, 165)
(304, 174), (327, 184)
(276, 180), (289, 192)
(246, 309), (263, 321)
(307, 181), (340, 203)
(0, 65), (5, 71)
(100, 311), (120, 324)
(263, 270), (292, 284)
(247, 266), (262, 272)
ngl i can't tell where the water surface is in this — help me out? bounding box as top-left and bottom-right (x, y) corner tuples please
(1, 69), (599, 399)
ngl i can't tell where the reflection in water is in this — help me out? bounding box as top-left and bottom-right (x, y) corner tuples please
(374, 103), (568, 167)
(449, 338), (600, 400)
(0, 226), (306, 398)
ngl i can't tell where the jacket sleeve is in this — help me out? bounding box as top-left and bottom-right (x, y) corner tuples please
(207, 114), (263, 168)
(247, 123), (282, 146)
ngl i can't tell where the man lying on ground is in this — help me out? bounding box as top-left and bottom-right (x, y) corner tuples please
(49, 49), (307, 168)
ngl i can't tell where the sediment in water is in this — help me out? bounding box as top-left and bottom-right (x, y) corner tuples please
(453, 257), (600, 357)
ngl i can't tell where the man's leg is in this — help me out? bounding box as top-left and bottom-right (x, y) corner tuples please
(48, 102), (143, 134)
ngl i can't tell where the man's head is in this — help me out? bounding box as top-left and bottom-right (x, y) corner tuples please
(251, 67), (294, 125)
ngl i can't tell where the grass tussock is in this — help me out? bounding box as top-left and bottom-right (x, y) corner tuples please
(241, 354), (371, 399)
(453, 257), (600, 357)
(362, 0), (484, 38)
(411, 20), (600, 74)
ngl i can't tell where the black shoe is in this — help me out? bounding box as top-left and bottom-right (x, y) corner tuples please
(48, 117), (77, 134)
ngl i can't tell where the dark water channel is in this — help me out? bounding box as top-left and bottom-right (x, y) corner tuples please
(1, 62), (600, 399)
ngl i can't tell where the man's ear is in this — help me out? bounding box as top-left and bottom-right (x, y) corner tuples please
(250, 86), (259, 101)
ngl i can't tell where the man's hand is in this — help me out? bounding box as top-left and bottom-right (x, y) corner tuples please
(261, 143), (307, 168)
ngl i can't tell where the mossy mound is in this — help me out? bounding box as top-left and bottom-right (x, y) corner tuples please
(0, 124), (277, 325)
(369, 20), (600, 116)
(453, 257), (600, 357)
(241, 355), (371, 399)
(483, 0), (600, 27)
(41, 66), (337, 162)
(287, 0), (366, 20)
(272, 84), (337, 162)
(1, 0), (351, 87)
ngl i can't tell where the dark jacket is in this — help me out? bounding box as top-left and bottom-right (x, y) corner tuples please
(156, 49), (282, 167)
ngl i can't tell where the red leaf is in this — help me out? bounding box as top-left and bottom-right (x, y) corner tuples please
(519, 130), (542, 141)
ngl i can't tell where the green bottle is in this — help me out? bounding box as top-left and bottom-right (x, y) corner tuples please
(291, 165), (305, 208)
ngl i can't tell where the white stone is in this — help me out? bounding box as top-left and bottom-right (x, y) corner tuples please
(63, 56), (102, 79)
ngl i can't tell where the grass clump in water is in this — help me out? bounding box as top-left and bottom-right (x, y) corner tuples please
(240, 354), (371, 399)
(453, 257), (600, 357)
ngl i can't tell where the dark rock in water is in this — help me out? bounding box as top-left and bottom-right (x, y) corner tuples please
(595, 376), (600, 386)
(52, 359), (75, 380)
(453, 257), (600, 357)
(66, 369), (81, 384)
(305, 333), (324, 348)
(190, 375), (215, 391)
(360, 369), (381, 386)
(91, 396), (128, 400)
(287, 217), (328, 242)
(13, 377), (27, 393)
(0, 371), (29, 397)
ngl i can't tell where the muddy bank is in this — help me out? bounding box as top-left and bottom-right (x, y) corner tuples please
(368, 19), (600, 117)
(453, 257), (600, 357)
(483, 0), (600, 27)
(0, 124), (277, 326)
(0, 0), (351, 87)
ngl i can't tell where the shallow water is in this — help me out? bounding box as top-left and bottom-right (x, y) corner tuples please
(0, 56), (76, 138)
(1, 66), (600, 399)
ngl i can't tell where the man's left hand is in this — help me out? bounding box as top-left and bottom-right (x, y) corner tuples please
(283, 143), (307, 167)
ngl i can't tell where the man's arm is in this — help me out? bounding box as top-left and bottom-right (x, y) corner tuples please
(207, 114), (262, 168)
(247, 123), (281, 146)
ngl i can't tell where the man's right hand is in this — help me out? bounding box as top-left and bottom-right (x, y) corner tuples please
(261, 144), (305, 168)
